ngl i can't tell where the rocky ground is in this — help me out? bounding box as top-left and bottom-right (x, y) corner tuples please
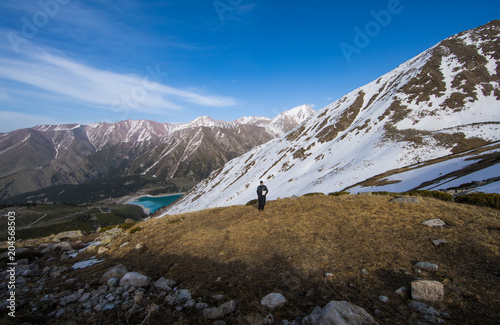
(1, 194), (499, 324)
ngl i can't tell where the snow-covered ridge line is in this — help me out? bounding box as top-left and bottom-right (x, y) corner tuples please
(159, 20), (500, 216)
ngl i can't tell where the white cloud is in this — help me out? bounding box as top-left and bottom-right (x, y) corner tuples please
(0, 44), (236, 115)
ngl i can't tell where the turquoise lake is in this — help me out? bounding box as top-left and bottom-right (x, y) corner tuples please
(129, 194), (183, 214)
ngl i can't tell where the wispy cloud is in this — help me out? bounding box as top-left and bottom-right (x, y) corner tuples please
(0, 43), (236, 115)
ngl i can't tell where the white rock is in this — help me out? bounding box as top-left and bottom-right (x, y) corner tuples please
(308, 300), (379, 325)
(119, 272), (151, 287)
(261, 293), (286, 309)
(422, 218), (446, 228)
(411, 280), (444, 303)
(432, 239), (448, 246)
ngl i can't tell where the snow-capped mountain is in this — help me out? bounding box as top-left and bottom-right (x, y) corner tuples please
(162, 20), (500, 216)
(0, 106), (314, 200)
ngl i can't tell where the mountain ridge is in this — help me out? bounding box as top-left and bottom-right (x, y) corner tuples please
(0, 105), (315, 201)
(162, 20), (500, 216)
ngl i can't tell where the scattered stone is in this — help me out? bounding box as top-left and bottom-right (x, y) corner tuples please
(98, 247), (109, 254)
(411, 280), (445, 303)
(135, 243), (144, 250)
(422, 218), (446, 228)
(0, 248), (29, 259)
(261, 293), (286, 309)
(78, 292), (91, 303)
(220, 300), (236, 314)
(85, 244), (100, 253)
(203, 300), (236, 320)
(119, 242), (129, 248)
(184, 299), (196, 309)
(390, 196), (419, 204)
(153, 277), (174, 292)
(415, 262), (439, 272)
(379, 296), (389, 303)
(174, 289), (192, 305)
(203, 307), (225, 320)
(119, 272), (151, 288)
(102, 303), (115, 311)
(196, 302), (209, 310)
(100, 264), (128, 284)
(212, 294), (225, 301)
(432, 239), (448, 246)
(394, 286), (407, 297)
(134, 291), (145, 303)
(263, 314), (275, 324)
(55, 308), (66, 318)
(409, 300), (447, 323)
(303, 300), (378, 325)
(55, 230), (83, 239)
(107, 277), (120, 288)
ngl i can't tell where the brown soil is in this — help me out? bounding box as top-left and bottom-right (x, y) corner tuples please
(9, 195), (500, 324)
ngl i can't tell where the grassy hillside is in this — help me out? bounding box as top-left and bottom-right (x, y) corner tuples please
(61, 194), (500, 324)
(0, 203), (145, 241)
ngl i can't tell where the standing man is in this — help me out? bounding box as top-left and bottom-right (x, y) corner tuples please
(257, 181), (269, 212)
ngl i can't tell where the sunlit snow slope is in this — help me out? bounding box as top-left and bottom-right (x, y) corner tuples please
(162, 20), (500, 215)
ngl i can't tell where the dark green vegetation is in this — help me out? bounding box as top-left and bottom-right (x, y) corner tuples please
(371, 190), (499, 210)
(455, 192), (500, 209)
(328, 191), (350, 196)
(0, 203), (145, 241)
(0, 175), (191, 205)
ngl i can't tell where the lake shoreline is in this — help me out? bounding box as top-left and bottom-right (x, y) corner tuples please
(124, 193), (185, 215)
(114, 192), (185, 205)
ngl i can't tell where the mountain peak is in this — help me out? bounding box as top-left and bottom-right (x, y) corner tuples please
(276, 105), (315, 124)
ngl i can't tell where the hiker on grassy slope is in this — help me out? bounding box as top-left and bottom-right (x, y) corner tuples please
(257, 181), (268, 212)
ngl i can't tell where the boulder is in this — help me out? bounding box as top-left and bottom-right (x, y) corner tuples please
(100, 264), (128, 284)
(304, 300), (379, 325)
(203, 307), (225, 320)
(261, 293), (286, 309)
(411, 280), (444, 303)
(54, 242), (73, 251)
(422, 218), (446, 228)
(153, 277), (174, 292)
(203, 300), (236, 320)
(119, 272), (151, 288)
(55, 230), (83, 239)
(174, 289), (192, 305)
(390, 196), (419, 204)
(415, 262), (439, 272)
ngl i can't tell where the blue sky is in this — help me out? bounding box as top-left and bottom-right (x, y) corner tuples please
(0, 0), (498, 132)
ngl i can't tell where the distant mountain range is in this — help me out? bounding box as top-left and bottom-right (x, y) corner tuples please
(0, 105), (314, 202)
(162, 20), (500, 216)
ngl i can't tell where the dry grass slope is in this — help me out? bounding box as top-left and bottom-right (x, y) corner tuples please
(66, 194), (500, 324)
